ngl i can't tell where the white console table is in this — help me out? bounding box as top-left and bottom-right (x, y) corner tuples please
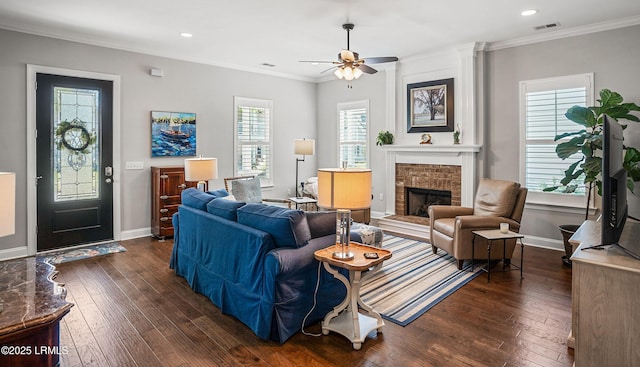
(568, 220), (640, 367)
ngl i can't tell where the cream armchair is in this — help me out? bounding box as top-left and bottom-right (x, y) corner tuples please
(429, 179), (528, 270)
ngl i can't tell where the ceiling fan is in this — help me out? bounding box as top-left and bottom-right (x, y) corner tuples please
(300, 23), (398, 81)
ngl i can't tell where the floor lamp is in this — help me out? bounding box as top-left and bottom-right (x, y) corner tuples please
(185, 156), (218, 191)
(294, 138), (315, 198)
(317, 168), (372, 260)
(0, 172), (15, 312)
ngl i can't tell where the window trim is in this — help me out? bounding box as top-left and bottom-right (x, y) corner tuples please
(233, 96), (274, 187)
(337, 100), (370, 168)
(518, 73), (595, 208)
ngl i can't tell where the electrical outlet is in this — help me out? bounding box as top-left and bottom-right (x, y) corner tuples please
(379, 193), (384, 201)
(125, 161), (144, 170)
(286, 189), (292, 197)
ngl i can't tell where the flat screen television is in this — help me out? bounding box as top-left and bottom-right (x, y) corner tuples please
(582, 114), (639, 259)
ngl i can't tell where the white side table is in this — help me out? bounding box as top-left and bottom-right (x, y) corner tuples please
(314, 242), (392, 350)
(288, 197), (318, 211)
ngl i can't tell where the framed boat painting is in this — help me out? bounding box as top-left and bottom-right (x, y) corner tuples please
(151, 111), (196, 157)
(406, 78), (454, 133)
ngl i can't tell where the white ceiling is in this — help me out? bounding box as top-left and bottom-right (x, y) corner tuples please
(1, 0), (639, 80)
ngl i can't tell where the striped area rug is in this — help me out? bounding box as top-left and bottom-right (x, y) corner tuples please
(360, 234), (483, 326)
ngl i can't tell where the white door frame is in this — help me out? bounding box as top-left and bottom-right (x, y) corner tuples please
(26, 65), (122, 255)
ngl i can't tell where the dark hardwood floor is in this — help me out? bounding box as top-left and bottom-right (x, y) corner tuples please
(54, 236), (574, 367)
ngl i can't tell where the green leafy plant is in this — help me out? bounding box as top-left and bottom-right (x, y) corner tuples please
(544, 89), (640, 218)
(376, 130), (394, 146)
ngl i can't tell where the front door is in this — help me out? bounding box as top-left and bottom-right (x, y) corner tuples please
(36, 74), (114, 251)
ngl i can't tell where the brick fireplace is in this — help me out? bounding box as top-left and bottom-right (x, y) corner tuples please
(395, 163), (462, 217)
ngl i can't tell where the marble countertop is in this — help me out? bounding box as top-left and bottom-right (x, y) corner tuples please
(0, 256), (73, 337)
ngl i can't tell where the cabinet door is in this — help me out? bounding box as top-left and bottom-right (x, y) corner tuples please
(159, 168), (187, 207)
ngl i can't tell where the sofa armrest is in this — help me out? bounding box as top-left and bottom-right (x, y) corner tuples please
(429, 205), (474, 221)
(306, 211), (336, 239)
(265, 234), (333, 277)
(456, 215), (521, 232)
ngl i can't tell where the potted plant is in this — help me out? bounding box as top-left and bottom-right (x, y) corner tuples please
(544, 89), (640, 264)
(376, 130), (394, 146)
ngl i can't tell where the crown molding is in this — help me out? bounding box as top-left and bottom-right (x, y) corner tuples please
(487, 15), (640, 51)
(0, 24), (316, 82)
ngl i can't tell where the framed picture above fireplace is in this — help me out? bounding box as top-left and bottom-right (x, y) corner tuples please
(406, 78), (454, 133)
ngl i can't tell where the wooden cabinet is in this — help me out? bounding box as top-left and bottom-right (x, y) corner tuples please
(568, 220), (640, 367)
(151, 166), (195, 239)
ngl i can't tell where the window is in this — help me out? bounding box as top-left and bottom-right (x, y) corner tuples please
(338, 100), (369, 168)
(234, 97), (273, 186)
(519, 73), (594, 207)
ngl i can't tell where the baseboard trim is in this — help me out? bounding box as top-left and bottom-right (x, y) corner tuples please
(521, 234), (565, 252)
(0, 246), (29, 261)
(120, 228), (152, 241)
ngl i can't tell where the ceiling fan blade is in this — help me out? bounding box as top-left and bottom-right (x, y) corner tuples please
(358, 64), (378, 74)
(320, 65), (340, 74)
(362, 56), (399, 64)
(299, 60), (337, 64)
(340, 49), (355, 62)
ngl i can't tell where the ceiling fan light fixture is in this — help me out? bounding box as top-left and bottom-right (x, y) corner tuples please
(343, 66), (354, 81)
(353, 67), (363, 79)
(334, 68), (344, 79)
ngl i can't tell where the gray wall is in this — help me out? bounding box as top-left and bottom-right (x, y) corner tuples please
(485, 24), (640, 241)
(316, 72), (388, 214)
(0, 28), (317, 251)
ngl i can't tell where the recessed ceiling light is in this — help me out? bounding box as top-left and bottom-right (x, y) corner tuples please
(180, 32), (193, 38)
(521, 9), (538, 16)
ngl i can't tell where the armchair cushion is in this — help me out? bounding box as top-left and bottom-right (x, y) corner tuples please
(231, 177), (262, 203)
(456, 215), (520, 231)
(473, 179), (521, 217)
(237, 204), (311, 248)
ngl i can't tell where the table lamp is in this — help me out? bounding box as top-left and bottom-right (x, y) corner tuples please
(294, 138), (315, 198)
(0, 172), (15, 313)
(185, 156), (218, 191)
(317, 168), (372, 260)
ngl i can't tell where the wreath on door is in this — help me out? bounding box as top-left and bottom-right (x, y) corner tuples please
(55, 119), (95, 154)
(54, 118), (96, 171)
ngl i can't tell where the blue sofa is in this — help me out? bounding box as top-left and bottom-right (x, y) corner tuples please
(170, 188), (350, 343)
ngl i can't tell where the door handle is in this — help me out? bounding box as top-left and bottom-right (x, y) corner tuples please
(105, 166), (113, 177)
(105, 178), (112, 183)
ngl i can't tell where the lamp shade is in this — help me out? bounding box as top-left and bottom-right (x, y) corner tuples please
(317, 168), (372, 209)
(0, 172), (15, 237)
(294, 139), (315, 155)
(184, 157), (218, 182)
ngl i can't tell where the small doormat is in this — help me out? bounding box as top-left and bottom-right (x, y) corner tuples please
(40, 242), (127, 264)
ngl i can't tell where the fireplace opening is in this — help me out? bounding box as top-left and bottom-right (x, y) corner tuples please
(405, 187), (452, 217)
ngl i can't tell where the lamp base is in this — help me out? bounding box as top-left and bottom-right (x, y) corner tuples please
(332, 251), (354, 261)
(196, 181), (206, 191)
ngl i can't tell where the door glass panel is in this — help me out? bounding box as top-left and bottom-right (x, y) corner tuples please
(53, 87), (100, 202)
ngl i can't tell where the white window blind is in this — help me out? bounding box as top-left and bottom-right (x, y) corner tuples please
(338, 100), (369, 168)
(519, 73), (594, 207)
(234, 97), (273, 186)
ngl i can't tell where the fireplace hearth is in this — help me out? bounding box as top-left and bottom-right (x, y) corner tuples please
(405, 187), (452, 218)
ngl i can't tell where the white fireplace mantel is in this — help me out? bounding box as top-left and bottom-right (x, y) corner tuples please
(380, 144), (482, 154)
